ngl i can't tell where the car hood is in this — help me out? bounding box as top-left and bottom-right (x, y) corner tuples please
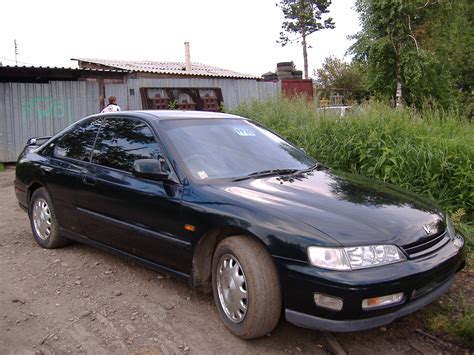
(212, 169), (445, 247)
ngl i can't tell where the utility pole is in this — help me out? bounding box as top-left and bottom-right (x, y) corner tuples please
(14, 39), (18, 65)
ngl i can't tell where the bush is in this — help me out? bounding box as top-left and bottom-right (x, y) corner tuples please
(231, 98), (474, 219)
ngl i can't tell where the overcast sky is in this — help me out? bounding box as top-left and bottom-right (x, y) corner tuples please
(0, 0), (360, 77)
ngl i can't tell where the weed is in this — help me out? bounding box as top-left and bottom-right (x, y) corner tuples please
(425, 292), (474, 347)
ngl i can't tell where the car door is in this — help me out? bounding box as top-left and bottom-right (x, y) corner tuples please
(76, 116), (189, 272)
(42, 117), (101, 233)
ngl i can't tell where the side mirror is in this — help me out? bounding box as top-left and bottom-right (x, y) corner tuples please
(132, 158), (169, 181)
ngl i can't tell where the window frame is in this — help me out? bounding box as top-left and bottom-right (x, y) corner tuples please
(52, 117), (102, 163)
(88, 115), (179, 182)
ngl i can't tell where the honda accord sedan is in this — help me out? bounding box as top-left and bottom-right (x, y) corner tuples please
(14, 110), (466, 339)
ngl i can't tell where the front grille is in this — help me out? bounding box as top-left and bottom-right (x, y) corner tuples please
(402, 230), (450, 259)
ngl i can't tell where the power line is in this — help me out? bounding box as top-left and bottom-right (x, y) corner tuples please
(0, 56), (36, 66)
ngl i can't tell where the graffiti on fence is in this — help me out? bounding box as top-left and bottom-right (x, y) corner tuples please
(21, 97), (73, 123)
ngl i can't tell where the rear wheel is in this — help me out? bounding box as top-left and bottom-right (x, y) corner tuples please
(29, 187), (69, 248)
(212, 235), (281, 339)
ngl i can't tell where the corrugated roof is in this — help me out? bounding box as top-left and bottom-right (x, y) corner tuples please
(0, 64), (128, 73)
(0, 65), (130, 83)
(72, 58), (258, 79)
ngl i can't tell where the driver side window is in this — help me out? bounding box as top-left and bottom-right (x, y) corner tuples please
(91, 117), (161, 173)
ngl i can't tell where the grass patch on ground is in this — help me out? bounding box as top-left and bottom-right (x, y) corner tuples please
(0, 163), (4, 172)
(458, 222), (474, 255)
(424, 292), (474, 347)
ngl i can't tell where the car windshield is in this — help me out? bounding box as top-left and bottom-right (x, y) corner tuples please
(160, 118), (315, 181)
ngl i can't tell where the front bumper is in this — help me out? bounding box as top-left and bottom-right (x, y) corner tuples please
(276, 237), (466, 332)
(286, 275), (454, 332)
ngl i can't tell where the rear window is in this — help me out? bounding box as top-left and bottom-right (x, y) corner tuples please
(54, 118), (101, 162)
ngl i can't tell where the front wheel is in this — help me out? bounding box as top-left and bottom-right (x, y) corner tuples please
(29, 187), (69, 249)
(212, 235), (282, 339)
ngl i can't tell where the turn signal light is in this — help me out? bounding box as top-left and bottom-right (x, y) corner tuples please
(362, 292), (404, 310)
(314, 293), (343, 311)
(184, 224), (196, 232)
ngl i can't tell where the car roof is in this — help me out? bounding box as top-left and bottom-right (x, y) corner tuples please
(103, 110), (246, 121)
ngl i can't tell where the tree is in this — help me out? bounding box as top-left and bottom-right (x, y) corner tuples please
(424, 0), (474, 100)
(349, 0), (473, 109)
(277, 0), (335, 79)
(314, 56), (367, 101)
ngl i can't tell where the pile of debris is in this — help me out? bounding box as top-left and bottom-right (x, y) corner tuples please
(261, 61), (303, 81)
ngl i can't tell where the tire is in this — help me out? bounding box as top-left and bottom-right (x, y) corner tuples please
(29, 187), (69, 249)
(212, 235), (281, 339)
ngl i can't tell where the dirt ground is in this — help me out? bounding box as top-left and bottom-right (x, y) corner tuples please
(0, 166), (472, 355)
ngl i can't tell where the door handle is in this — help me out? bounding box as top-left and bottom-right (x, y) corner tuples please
(82, 174), (97, 186)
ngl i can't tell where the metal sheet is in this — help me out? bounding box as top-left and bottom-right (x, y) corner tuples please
(0, 81), (99, 162)
(104, 83), (129, 111)
(124, 78), (280, 110)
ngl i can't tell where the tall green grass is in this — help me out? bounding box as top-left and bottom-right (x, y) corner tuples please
(231, 98), (474, 220)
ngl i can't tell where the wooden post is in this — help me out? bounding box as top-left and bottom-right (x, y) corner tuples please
(396, 81), (402, 108)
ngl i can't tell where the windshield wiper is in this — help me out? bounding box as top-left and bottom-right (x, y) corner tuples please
(298, 162), (324, 174)
(232, 168), (299, 182)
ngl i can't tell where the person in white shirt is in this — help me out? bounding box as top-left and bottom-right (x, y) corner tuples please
(101, 96), (121, 113)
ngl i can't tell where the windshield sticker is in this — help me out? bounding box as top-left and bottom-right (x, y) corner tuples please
(197, 171), (208, 179)
(233, 127), (256, 137)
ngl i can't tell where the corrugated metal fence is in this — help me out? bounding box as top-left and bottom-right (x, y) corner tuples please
(1, 79), (279, 162)
(105, 78), (280, 110)
(0, 81), (100, 162)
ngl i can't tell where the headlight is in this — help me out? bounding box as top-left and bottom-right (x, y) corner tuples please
(344, 245), (406, 269)
(308, 245), (406, 271)
(307, 247), (351, 271)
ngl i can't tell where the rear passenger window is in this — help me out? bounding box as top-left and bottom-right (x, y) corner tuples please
(54, 119), (101, 161)
(92, 118), (161, 172)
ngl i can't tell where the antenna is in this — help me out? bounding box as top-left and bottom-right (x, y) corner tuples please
(14, 39), (18, 65)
